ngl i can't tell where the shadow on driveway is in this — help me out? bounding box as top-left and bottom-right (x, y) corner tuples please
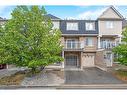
(65, 67), (125, 84)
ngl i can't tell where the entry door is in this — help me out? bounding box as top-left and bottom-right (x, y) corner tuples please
(106, 53), (112, 67)
(65, 55), (78, 67)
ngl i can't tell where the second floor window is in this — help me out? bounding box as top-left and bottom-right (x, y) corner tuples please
(85, 22), (95, 30)
(106, 21), (113, 29)
(52, 21), (59, 29)
(67, 22), (78, 30)
(86, 37), (93, 46)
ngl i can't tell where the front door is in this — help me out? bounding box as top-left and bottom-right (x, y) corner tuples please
(65, 55), (78, 67)
(106, 53), (112, 67)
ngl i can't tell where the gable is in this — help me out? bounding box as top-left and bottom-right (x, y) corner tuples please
(98, 7), (123, 19)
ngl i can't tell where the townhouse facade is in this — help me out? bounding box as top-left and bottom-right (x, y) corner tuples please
(0, 6), (124, 71)
(47, 6), (123, 71)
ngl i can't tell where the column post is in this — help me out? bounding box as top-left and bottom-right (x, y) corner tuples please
(62, 50), (64, 68)
(97, 35), (101, 49)
(119, 35), (122, 44)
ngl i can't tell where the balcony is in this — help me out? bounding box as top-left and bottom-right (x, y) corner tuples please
(100, 42), (119, 49)
(63, 42), (84, 51)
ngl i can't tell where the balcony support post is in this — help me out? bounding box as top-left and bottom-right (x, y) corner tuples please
(119, 35), (122, 44)
(62, 50), (64, 68)
(97, 35), (101, 49)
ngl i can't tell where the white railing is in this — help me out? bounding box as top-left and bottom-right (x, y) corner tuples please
(100, 42), (119, 49)
(63, 42), (84, 49)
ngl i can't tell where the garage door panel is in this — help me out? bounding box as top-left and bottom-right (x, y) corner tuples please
(82, 55), (95, 67)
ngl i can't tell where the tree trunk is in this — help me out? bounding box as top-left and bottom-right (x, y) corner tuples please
(31, 67), (36, 75)
(40, 66), (45, 71)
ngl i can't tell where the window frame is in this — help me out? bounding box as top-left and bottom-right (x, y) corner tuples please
(85, 37), (93, 46)
(85, 22), (95, 31)
(66, 22), (78, 30)
(106, 21), (114, 29)
(52, 21), (60, 29)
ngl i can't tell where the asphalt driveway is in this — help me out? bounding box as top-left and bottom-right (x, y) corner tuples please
(65, 67), (124, 84)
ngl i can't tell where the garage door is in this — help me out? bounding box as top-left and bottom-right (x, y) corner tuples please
(83, 55), (95, 67)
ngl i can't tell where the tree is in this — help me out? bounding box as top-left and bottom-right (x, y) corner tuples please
(113, 27), (127, 66)
(0, 6), (63, 73)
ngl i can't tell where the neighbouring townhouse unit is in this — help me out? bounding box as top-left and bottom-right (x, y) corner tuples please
(0, 6), (125, 71)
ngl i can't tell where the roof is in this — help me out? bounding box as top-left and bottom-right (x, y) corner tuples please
(60, 20), (98, 35)
(45, 14), (61, 20)
(110, 6), (124, 19)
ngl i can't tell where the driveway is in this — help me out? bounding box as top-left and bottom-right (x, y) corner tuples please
(65, 67), (124, 84)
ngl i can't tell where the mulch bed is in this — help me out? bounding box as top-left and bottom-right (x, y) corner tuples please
(113, 69), (127, 82)
(0, 69), (64, 85)
(0, 71), (26, 85)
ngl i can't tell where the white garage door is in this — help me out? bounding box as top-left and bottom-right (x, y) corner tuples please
(83, 55), (95, 67)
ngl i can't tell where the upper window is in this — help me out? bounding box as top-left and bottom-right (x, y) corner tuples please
(106, 21), (113, 29)
(85, 37), (93, 46)
(85, 22), (95, 30)
(52, 21), (59, 29)
(67, 22), (78, 30)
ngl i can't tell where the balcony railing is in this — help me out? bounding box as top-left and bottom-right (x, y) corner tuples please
(100, 42), (119, 49)
(63, 42), (83, 50)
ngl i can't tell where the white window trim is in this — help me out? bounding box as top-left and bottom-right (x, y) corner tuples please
(86, 37), (93, 46)
(106, 21), (114, 29)
(85, 22), (95, 31)
(66, 22), (78, 30)
(52, 21), (59, 29)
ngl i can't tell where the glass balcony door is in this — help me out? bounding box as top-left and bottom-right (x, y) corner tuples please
(101, 39), (115, 49)
(66, 39), (77, 49)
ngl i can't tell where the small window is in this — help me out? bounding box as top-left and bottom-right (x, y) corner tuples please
(67, 22), (78, 30)
(85, 22), (95, 30)
(52, 21), (59, 29)
(106, 21), (113, 29)
(86, 37), (93, 46)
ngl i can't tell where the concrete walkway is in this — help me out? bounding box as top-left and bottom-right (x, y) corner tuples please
(0, 69), (18, 79)
(65, 67), (125, 84)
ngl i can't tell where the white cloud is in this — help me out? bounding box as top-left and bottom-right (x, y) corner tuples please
(77, 7), (108, 20)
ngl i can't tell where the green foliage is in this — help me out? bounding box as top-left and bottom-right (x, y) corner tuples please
(113, 27), (127, 66)
(0, 6), (63, 70)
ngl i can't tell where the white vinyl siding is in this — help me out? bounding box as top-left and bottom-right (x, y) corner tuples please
(67, 22), (78, 30)
(85, 22), (95, 30)
(52, 21), (59, 29)
(86, 37), (93, 46)
(106, 21), (113, 29)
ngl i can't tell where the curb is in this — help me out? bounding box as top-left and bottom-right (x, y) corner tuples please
(1, 84), (127, 89)
(57, 84), (127, 89)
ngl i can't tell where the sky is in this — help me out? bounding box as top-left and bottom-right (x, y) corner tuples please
(0, 6), (127, 20)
